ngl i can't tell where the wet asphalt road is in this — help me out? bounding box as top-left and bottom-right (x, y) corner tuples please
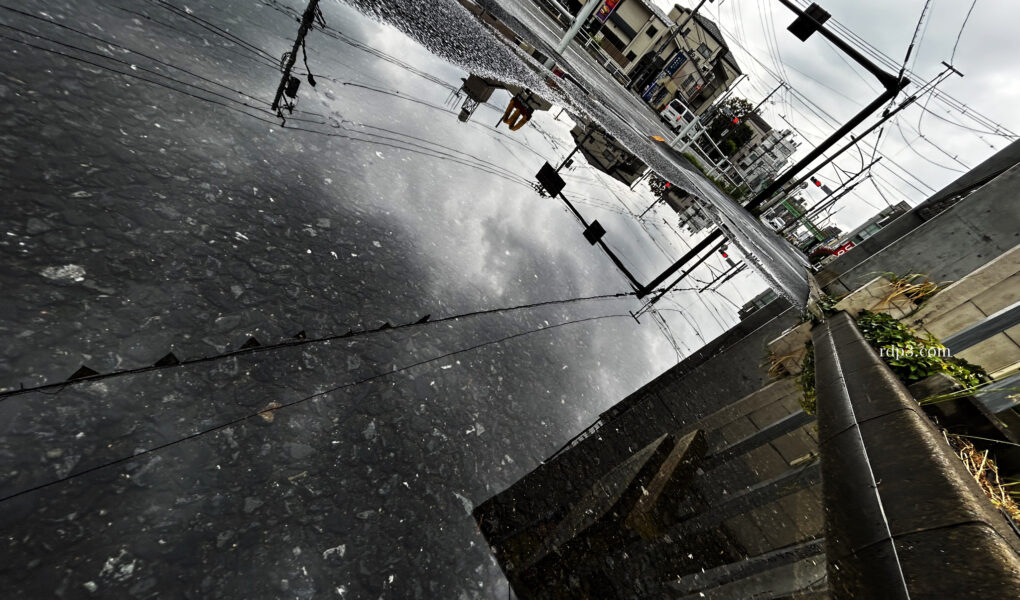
(0, 1), (772, 598)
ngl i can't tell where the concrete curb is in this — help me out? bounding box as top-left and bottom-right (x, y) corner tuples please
(813, 312), (1020, 598)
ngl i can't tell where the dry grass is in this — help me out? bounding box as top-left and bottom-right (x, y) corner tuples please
(876, 273), (943, 308)
(766, 351), (801, 379)
(943, 432), (1020, 526)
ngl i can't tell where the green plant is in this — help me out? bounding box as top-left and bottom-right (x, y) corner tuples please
(796, 343), (816, 414)
(679, 153), (744, 200)
(856, 311), (987, 388)
(816, 293), (840, 315)
(681, 152), (704, 173)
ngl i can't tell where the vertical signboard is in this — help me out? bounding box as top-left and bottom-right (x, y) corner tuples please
(595, 0), (622, 23)
(642, 82), (660, 101)
(663, 52), (689, 77)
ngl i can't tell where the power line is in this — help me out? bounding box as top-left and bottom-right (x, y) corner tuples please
(893, 0), (933, 92)
(704, 13), (943, 200)
(951, 0), (980, 64)
(0, 280), (697, 401)
(786, 0), (1015, 139)
(0, 313), (632, 504)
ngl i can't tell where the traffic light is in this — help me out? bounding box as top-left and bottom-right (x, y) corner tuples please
(811, 177), (822, 187)
(732, 117), (740, 124)
(665, 182), (671, 188)
(720, 247), (728, 258)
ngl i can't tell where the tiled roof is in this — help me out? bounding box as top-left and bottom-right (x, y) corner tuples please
(638, 0), (674, 27)
(673, 4), (742, 75)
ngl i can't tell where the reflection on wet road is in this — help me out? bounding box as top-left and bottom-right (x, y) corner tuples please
(0, 0), (792, 597)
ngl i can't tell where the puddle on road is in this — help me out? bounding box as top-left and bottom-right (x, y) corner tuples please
(0, 1), (796, 598)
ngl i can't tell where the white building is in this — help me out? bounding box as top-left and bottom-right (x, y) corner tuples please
(731, 114), (798, 190)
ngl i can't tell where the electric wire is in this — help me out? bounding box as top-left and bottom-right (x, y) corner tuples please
(0, 313), (632, 504)
(950, 0), (979, 64)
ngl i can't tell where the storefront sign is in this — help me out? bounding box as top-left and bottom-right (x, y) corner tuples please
(664, 52), (689, 77)
(595, 0), (622, 23)
(833, 241), (856, 256)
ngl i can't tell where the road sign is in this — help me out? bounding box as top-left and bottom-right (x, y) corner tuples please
(536, 162), (566, 197)
(642, 82), (660, 101)
(583, 220), (607, 245)
(663, 52), (688, 77)
(788, 3), (831, 41)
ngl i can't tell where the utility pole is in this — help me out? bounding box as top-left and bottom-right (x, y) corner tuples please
(556, 124), (596, 172)
(543, 0), (601, 67)
(637, 197), (664, 220)
(271, 0), (321, 114)
(634, 238), (728, 317)
(699, 260), (744, 291)
(635, 0), (905, 302)
(742, 0), (910, 216)
(750, 82), (785, 114)
(756, 61), (961, 215)
(780, 157), (881, 234)
(675, 0), (712, 34)
(669, 73), (744, 149)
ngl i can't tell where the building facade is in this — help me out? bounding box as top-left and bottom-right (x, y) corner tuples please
(663, 188), (714, 234)
(629, 4), (742, 115)
(570, 120), (648, 186)
(761, 196), (807, 230)
(838, 201), (910, 245)
(726, 113), (798, 190)
(565, 1), (741, 116)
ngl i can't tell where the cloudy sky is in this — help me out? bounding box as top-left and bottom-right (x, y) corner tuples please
(654, 0), (1020, 234)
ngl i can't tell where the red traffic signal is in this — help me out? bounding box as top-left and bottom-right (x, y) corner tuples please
(720, 250), (728, 258)
(665, 182), (671, 188)
(811, 177), (822, 187)
(732, 117), (740, 124)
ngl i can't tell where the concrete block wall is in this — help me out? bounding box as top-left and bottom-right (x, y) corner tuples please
(831, 276), (916, 320)
(693, 379), (822, 557)
(767, 321), (813, 376)
(475, 302), (802, 558)
(907, 244), (1020, 377)
(813, 313), (1020, 598)
(818, 163), (1020, 296)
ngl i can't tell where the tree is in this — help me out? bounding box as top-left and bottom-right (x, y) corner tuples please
(706, 97), (755, 154)
(647, 173), (671, 200)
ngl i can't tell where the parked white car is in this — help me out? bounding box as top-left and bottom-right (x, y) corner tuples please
(660, 99), (696, 131)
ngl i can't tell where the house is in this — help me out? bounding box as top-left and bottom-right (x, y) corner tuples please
(629, 4), (742, 115)
(564, 0), (673, 68)
(731, 115), (798, 190)
(663, 188), (714, 235)
(569, 120), (647, 185)
(737, 288), (779, 320)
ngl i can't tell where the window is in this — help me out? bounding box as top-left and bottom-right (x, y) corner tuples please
(682, 74), (696, 90)
(646, 25), (658, 37)
(626, 51), (637, 61)
(697, 43), (711, 59)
